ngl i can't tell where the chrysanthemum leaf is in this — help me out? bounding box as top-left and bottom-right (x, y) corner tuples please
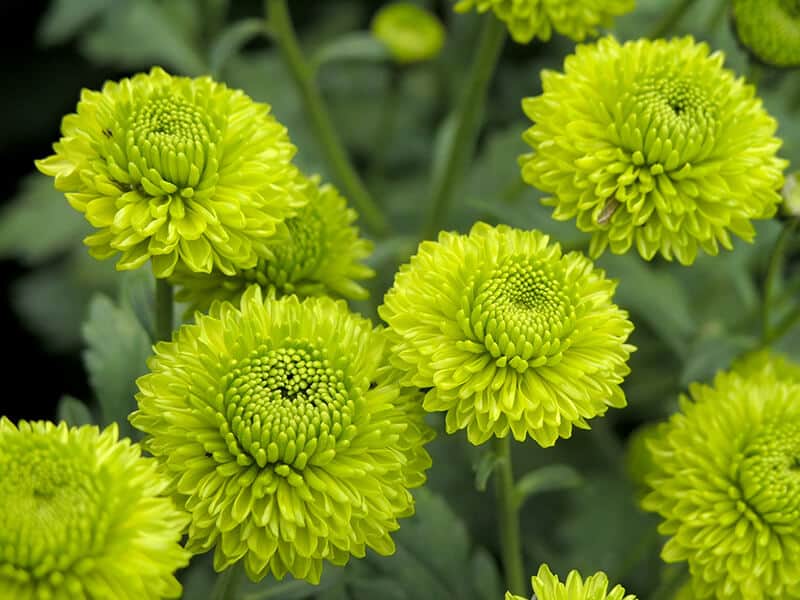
(56, 395), (94, 427)
(83, 293), (152, 437)
(513, 464), (582, 508)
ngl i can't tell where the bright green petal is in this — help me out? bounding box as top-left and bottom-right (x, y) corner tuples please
(454, 0), (634, 44)
(505, 564), (637, 599)
(35, 66), (306, 277)
(379, 222), (635, 448)
(130, 287), (433, 584)
(0, 420), (190, 600)
(520, 36), (787, 265)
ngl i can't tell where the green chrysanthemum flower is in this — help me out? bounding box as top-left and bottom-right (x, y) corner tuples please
(454, 0), (634, 44)
(642, 370), (800, 599)
(505, 564), (638, 600)
(130, 286), (433, 584)
(36, 66), (305, 278)
(379, 222), (634, 447)
(732, 0), (800, 68)
(372, 3), (445, 64)
(0, 419), (190, 600)
(732, 348), (800, 384)
(521, 36), (787, 265)
(171, 175), (374, 314)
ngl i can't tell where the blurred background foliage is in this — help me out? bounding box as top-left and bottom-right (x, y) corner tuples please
(2, 0), (799, 598)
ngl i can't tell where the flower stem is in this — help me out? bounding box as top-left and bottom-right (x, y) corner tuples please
(762, 219), (799, 342)
(421, 16), (506, 241)
(492, 436), (526, 596)
(648, 0), (694, 38)
(211, 562), (245, 600)
(266, 0), (389, 238)
(155, 278), (174, 343)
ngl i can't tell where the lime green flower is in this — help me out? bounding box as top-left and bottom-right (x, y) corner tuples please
(0, 419), (190, 600)
(130, 286), (433, 584)
(171, 175), (374, 314)
(36, 66), (305, 278)
(521, 36), (787, 265)
(732, 0), (800, 68)
(454, 0), (634, 44)
(506, 564), (638, 600)
(642, 370), (800, 599)
(379, 222), (634, 447)
(372, 3), (445, 64)
(733, 348), (800, 384)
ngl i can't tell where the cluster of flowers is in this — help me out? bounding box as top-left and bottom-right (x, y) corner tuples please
(2, 1), (798, 599)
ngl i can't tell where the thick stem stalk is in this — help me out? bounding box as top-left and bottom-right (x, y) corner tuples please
(266, 0), (389, 237)
(492, 436), (526, 596)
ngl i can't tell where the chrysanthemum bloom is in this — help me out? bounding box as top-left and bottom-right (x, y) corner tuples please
(36, 66), (305, 278)
(521, 36), (787, 265)
(372, 2), (445, 64)
(732, 348), (800, 384)
(454, 0), (634, 44)
(732, 0), (800, 68)
(130, 286), (433, 584)
(505, 564), (638, 600)
(171, 175), (374, 314)
(0, 419), (190, 600)
(642, 370), (800, 599)
(379, 222), (634, 447)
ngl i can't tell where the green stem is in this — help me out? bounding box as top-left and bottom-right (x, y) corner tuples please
(648, 0), (694, 38)
(422, 16), (506, 240)
(155, 278), (174, 343)
(492, 436), (526, 596)
(211, 562), (245, 600)
(763, 305), (800, 346)
(762, 219), (799, 341)
(266, 0), (389, 237)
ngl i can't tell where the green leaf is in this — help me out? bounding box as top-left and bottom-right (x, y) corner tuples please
(598, 253), (695, 356)
(56, 395), (94, 426)
(80, 0), (207, 75)
(311, 32), (390, 71)
(37, 0), (109, 45)
(514, 464), (583, 508)
(680, 333), (756, 386)
(0, 173), (88, 265)
(82, 294), (153, 438)
(209, 18), (268, 77)
(473, 449), (501, 492)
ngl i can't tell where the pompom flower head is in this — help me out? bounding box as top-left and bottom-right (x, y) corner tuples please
(521, 36), (787, 265)
(642, 370), (800, 599)
(454, 0), (634, 44)
(505, 564), (638, 600)
(379, 222), (634, 447)
(36, 66), (305, 278)
(171, 175), (374, 314)
(130, 286), (433, 584)
(371, 2), (445, 64)
(0, 419), (190, 600)
(732, 0), (800, 68)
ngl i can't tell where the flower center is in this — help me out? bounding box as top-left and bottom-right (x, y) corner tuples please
(0, 436), (109, 579)
(243, 206), (326, 291)
(632, 76), (717, 135)
(738, 421), (800, 526)
(218, 342), (355, 470)
(466, 257), (576, 370)
(128, 95), (221, 192)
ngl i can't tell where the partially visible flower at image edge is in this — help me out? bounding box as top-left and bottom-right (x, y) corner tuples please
(521, 36), (787, 265)
(642, 369), (800, 598)
(454, 0), (635, 44)
(36, 66), (306, 278)
(732, 0), (800, 68)
(130, 286), (434, 584)
(379, 222), (635, 447)
(171, 174), (374, 314)
(505, 564), (638, 600)
(0, 419), (190, 600)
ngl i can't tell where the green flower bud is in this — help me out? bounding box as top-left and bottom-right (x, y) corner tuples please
(372, 3), (445, 64)
(505, 564), (638, 600)
(732, 0), (800, 68)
